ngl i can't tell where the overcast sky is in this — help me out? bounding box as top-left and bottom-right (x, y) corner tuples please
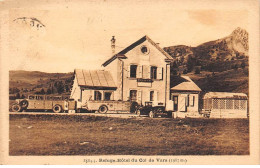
(7, 0), (249, 73)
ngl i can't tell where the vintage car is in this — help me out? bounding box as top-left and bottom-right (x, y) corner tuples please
(11, 95), (76, 113)
(135, 101), (171, 118)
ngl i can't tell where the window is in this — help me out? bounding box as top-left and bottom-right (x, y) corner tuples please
(129, 90), (137, 101)
(219, 99), (225, 109)
(151, 66), (157, 79)
(141, 46), (149, 54)
(150, 91), (154, 101)
(94, 91), (102, 101)
(130, 65), (137, 78)
(226, 99), (233, 109)
(104, 92), (112, 101)
(234, 100), (239, 109)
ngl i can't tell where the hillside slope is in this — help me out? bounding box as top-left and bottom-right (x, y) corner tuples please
(164, 27), (248, 62)
(164, 27), (249, 94)
(9, 70), (74, 97)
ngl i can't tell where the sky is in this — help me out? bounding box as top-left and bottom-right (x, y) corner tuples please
(5, 0), (249, 73)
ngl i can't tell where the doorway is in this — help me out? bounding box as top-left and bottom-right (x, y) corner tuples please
(172, 96), (178, 111)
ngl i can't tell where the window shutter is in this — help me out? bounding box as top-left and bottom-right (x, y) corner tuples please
(142, 65), (148, 79)
(157, 67), (163, 80)
(137, 90), (142, 104)
(137, 65), (143, 78)
(178, 95), (187, 112)
(147, 66), (151, 79)
(127, 65), (131, 78)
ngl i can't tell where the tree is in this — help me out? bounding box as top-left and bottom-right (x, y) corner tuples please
(172, 69), (178, 76)
(232, 64), (238, 70)
(56, 81), (64, 94)
(21, 94), (25, 99)
(16, 92), (20, 99)
(186, 55), (195, 72)
(183, 69), (188, 74)
(46, 88), (52, 94)
(180, 56), (185, 63)
(40, 88), (45, 94)
(241, 61), (246, 69)
(195, 67), (201, 74)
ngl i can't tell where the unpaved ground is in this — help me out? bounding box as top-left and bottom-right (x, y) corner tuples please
(9, 114), (249, 155)
(10, 111), (140, 119)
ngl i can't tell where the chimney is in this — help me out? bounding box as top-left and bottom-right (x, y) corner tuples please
(111, 36), (116, 54)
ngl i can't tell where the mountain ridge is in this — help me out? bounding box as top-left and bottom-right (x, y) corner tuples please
(164, 27), (248, 62)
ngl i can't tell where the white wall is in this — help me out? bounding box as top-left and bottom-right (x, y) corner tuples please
(120, 40), (169, 105)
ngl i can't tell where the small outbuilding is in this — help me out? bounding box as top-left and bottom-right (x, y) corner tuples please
(202, 92), (248, 118)
(70, 69), (117, 108)
(170, 76), (202, 118)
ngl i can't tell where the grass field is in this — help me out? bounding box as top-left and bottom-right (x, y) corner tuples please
(9, 114), (249, 155)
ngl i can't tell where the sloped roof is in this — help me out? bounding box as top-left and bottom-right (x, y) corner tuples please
(102, 35), (173, 67)
(203, 92), (248, 99)
(74, 69), (117, 89)
(171, 76), (201, 92)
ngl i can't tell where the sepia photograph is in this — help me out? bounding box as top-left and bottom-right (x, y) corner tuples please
(0, 0), (259, 165)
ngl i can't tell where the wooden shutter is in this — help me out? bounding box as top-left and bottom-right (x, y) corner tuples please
(137, 90), (142, 104)
(142, 65), (148, 79)
(178, 95), (187, 112)
(157, 67), (163, 80)
(147, 66), (151, 79)
(137, 65), (143, 78)
(127, 65), (131, 78)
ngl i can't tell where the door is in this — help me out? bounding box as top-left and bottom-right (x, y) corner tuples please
(129, 90), (137, 102)
(173, 96), (178, 111)
(178, 95), (187, 112)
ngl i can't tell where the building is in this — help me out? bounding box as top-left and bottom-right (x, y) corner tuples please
(202, 92), (248, 118)
(170, 75), (201, 117)
(102, 35), (174, 110)
(70, 69), (117, 107)
(70, 35), (202, 115)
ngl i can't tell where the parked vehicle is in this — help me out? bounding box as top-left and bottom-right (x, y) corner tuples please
(11, 95), (75, 113)
(135, 101), (171, 118)
(11, 94), (131, 114)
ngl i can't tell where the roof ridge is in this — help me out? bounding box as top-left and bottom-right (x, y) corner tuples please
(102, 35), (173, 67)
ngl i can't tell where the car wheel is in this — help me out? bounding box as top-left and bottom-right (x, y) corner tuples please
(149, 111), (155, 118)
(53, 104), (62, 113)
(98, 105), (108, 113)
(11, 104), (21, 112)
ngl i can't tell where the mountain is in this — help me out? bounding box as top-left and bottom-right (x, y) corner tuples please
(164, 27), (249, 94)
(164, 27), (248, 62)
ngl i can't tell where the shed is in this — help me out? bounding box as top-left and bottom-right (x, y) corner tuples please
(170, 76), (201, 116)
(203, 92), (248, 118)
(70, 69), (117, 108)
